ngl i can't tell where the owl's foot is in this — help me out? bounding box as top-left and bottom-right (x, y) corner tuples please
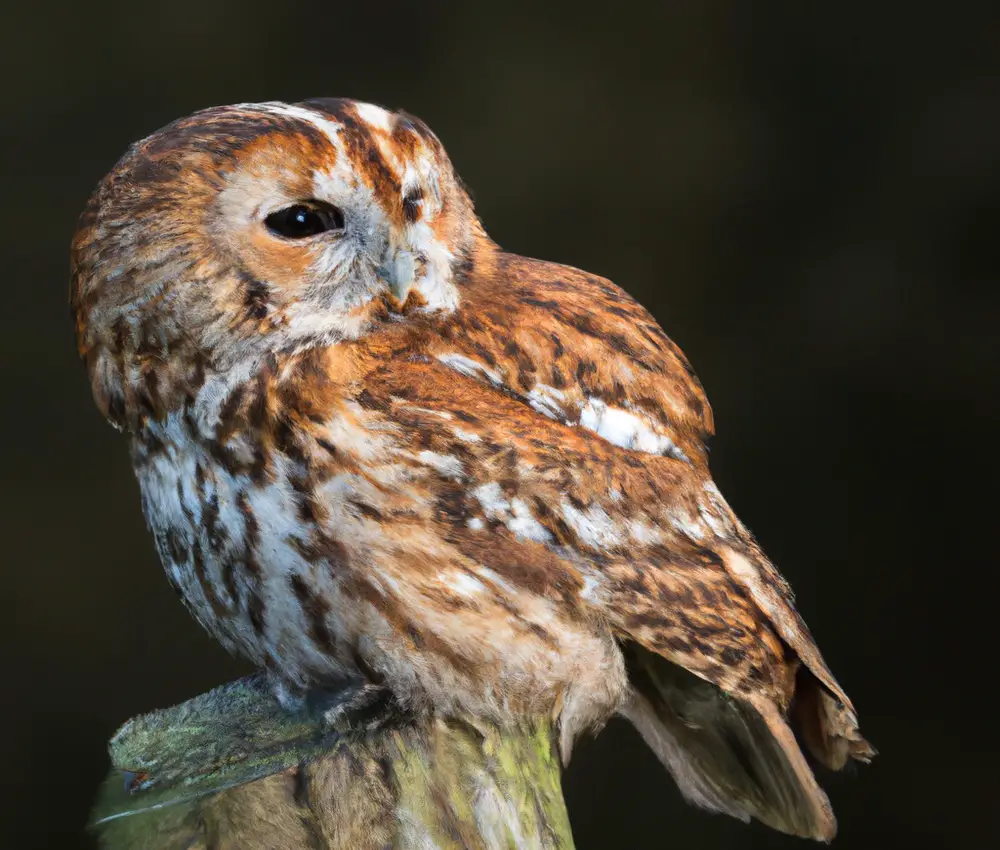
(268, 673), (394, 732)
(313, 681), (394, 731)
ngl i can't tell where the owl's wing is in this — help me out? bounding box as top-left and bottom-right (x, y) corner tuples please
(416, 253), (852, 695)
(340, 251), (871, 838)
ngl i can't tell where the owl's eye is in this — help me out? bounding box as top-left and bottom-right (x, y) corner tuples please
(265, 202), (345, 239)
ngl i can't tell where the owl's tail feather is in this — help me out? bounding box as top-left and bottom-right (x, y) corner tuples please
(621, 644), (845, 842)
(792, 666), (876, 771)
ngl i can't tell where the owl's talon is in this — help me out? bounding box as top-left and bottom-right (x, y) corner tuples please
(270, 678), (308, 713)
(269, 672), (392, 732)
(315, 682), (393, 731)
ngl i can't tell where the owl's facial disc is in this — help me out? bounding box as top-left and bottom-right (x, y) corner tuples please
(210, 101), (471, 332)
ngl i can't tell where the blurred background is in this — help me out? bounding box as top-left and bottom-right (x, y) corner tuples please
(1, 3), (997, 847)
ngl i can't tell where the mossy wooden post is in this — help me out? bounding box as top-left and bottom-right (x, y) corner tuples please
(90, 675), (575, 849)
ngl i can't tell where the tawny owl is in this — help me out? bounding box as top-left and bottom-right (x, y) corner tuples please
(71, 98), (872, 840)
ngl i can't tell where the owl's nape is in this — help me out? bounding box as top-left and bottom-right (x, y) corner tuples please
(71, 98), (870, 841)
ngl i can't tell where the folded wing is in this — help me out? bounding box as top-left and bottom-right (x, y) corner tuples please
(339, 249), (872, 838)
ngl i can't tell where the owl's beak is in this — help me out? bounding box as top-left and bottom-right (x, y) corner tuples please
(389, 276), (413, 306)
(381, 251), (416, 310)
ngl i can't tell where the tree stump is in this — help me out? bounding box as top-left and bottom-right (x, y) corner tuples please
(90, 674), (576, 849)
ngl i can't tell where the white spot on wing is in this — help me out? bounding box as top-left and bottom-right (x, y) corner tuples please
(628, 520), (662, 545)
(473, 482), (509, 517)
(580, 573), (603, 601)
(473, 485), (553, 543)
(394, 402), (454, 420)
(416, 450), (464, 479)
(526, 383), (567, 420)
(669, 509), (707, 541)
(578, 398), (689, 462)
(507, 498), (554, 544)
(561, 501), (622, 549)
(437, 353), (503, 386)
(699, 482), (730, 536)
(439, 571), (486, 597)
(475, 566), (519, 596)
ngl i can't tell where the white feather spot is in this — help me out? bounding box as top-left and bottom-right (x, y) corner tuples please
(354, 101), (393, 131)
(169, 562), (184, 588)
(473, 482), (510, 518)
(561, 501), (622, 549)
(436, 353), (503, 386)
(580, 573), (603, 602)
(406, 218), (460, 312)
(526, 383), (567, 420)
(699, 483), (730, 536)
(247, 102), (344, 145)
(578, 398), (689, 462)
(507, 498), (554, 544)
(475, 566), (519, 596)
(440, 571), (486, 597)
(669, 509), (707, 541)
(628, 520), (662, 545)
(453, 428), (481, 443)
(394, 402), (454, 420)
(417, 451), (464, 479)
(472, 486), (553, 543)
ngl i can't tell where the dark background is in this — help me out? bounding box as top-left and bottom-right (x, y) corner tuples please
(2, 3), (997, 848)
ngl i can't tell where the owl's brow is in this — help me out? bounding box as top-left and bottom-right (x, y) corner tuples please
(238, 102), (346, 150)
(137, 106), (331, 168)
(303, 99), (434, 226)
(236, 99), (417, 224)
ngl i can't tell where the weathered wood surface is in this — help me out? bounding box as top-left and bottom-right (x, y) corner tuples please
(90, 675), (575, 849)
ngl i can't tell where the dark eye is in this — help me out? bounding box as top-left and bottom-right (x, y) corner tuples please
(265, 201), (345, 238)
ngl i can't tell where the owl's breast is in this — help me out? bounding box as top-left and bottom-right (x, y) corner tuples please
(131, 416), (366, 688)
(129, 390), (629, 737)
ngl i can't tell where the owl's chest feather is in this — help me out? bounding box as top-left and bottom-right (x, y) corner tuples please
(131, 408), (629, 738)
(133, 420), (361, 685)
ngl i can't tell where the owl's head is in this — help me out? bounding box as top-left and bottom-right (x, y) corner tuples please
(71, 98), (480, 430)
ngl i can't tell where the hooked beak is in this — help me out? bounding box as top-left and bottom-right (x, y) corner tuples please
(381, 250), (416, 311)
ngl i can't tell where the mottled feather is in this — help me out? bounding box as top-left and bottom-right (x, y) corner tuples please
(71, 98), (872, 842)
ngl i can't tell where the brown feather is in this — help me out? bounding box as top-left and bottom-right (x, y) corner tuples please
(70, 99), (871, 841)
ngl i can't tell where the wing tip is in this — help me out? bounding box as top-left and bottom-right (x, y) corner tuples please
(750, 696), (839, 841)
(624, 645), (845, 842)
(792, 668), (876, 771)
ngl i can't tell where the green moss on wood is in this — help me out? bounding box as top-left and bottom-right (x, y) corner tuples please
(90, 675), (575, 849)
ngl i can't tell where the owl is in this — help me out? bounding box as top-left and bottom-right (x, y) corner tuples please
(71, 98), (872, 840)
